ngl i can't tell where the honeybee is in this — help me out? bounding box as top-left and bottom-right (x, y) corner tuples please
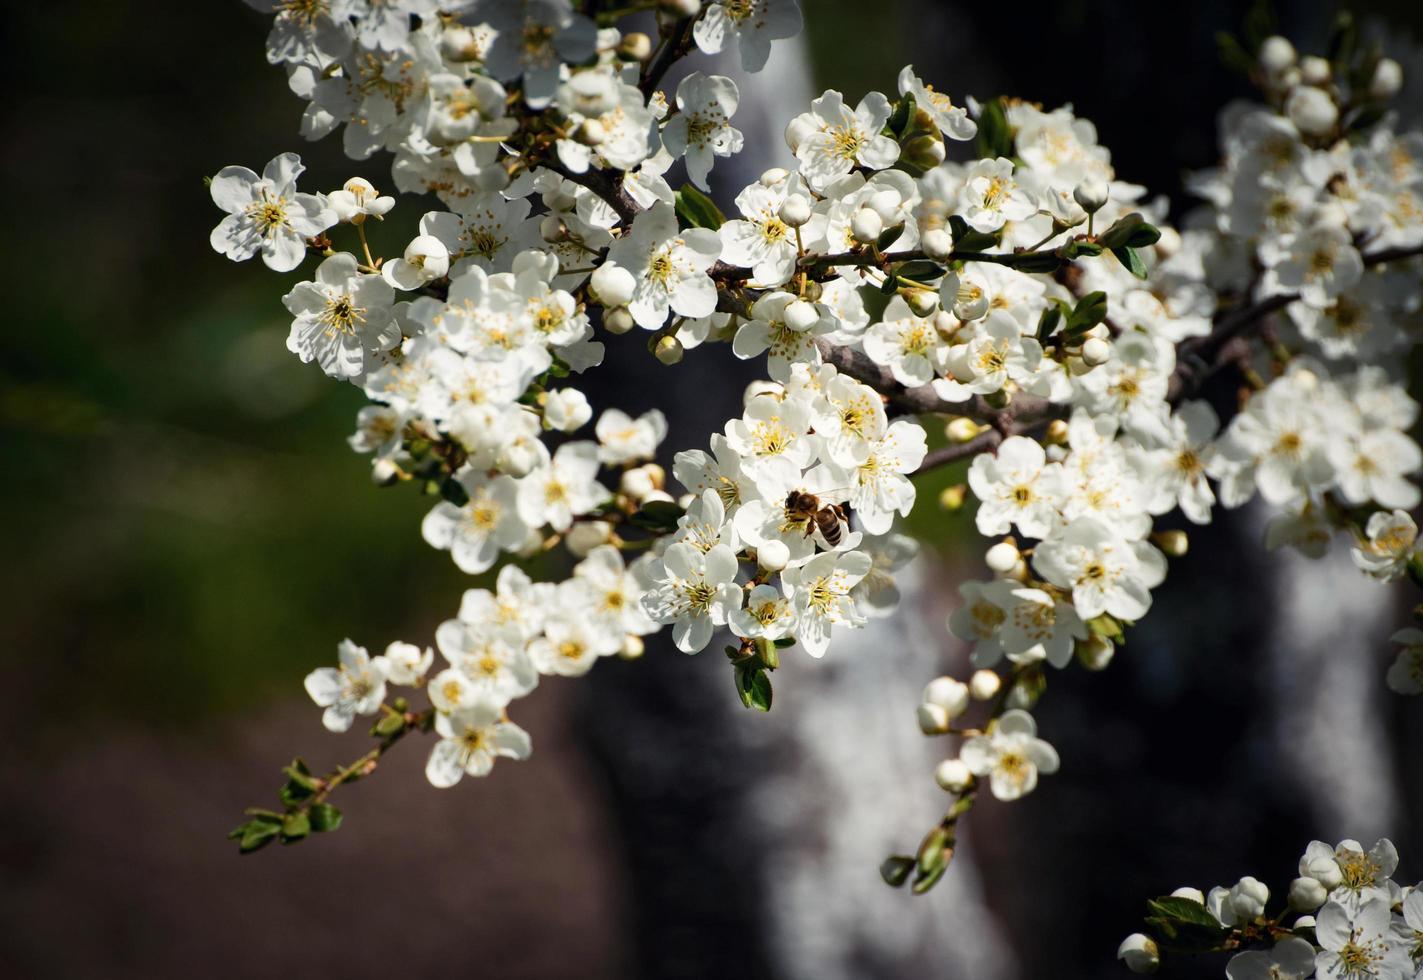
(784, 490), (851, 547)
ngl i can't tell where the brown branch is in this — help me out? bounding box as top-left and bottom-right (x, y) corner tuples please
(639, 16), (696, 98)
(913, 429), (1002, 475)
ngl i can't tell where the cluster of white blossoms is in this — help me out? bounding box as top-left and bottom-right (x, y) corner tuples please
(1117, 837), (1423, 980)
(217, 0), (1423, 917)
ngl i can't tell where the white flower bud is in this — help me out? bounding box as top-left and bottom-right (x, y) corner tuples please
(868, 188), (903, 223)
(619, 634), (645, 660)
(969, 669), (1001, 701)
(542, 388), (593, 432)
(904, 288), (938, 317)
(1073, 177), (1110, 214)
(757, 539), (790, 572)
(619, 32), (653, 62)
(1117, 934), (1160, 974)
(1228, 876), (1269, 921)
(371, 457), (401, 486)
(1077, 634), (1115, 671)
(440, 25), (479, 62)
(785, 115), (817, 153)
(985, 541), (1020, 573)
(934, 758), (973, 793)
(1171, 887), (1206, 904)
(1259, 36), (1297, 75)
(778, 193), (812, 228)
(922, 677), (970, 718)
(1081, 336), (1112, 367)
(760, 167), (789, 186)
(921, 227), (954, 262)
(916, 701), (951, 734)
(540, 214), (567, 242)
(591, 263), (636, 307)
(1300, 55), (1332, 86)
(1371, 58), (1404, 99)
(1288, 876), (1328, 911)
(850, 207), (883, 244)
(783, 299), (820, 332)
(952, 285), (989, 322)
(641, 489), (675, 505)
(946, 417), (984, 443)
(603, 307), (635, 334)
(659, 0), (701, 17)
(1285, 86), (1338, 136)
(620, 467), (656, 500)
(1293, 915), (1316, 932)
(654, 335), (684, 365)
(565, 520), (613, 557)
(1306, 856), (1343, 890)
(497, 440), (542, 479)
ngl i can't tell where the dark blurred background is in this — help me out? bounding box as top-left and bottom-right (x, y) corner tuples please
(4, 1), (1423, 978)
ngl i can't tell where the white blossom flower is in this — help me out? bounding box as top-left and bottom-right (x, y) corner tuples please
(382, 234), (449, 290)
(383, 641), (433, 686)
(517, 441), (609, 531)
(662, 73), (743, 190)
(781, 549), (871, 657)
(1314, 899), (1409, 980)
(1225, 937), (1317, 980)
(210, 153), (335, 272)
(595, 408), (668, 466)
(1385, 628), (1423, 695)
(997, 586), (1087, 669)
(303, 639), (389, 733)
(528, 611), (619, 677)
(426, 700), (532, 787)
(421, 473), (525, 574)
(791, 90), (900, 191)
(864, 296), (949, 387)
(968, 436), (1068, 540)
(845, 419), (926, 534)
(717, 175), (804, 287)
(897, 65), (975, 140)
(1032, 517), (1166, 621)
(1329, 428), (1422, 509)
(641, 542), (743, 653)
(959, 709), (1060, 801)
(730, 583), (796, 641)
(475, 0), (596, 109)
(1262, 220), (1364, 309)
(283, 253), (400, 379)
(731, 291), (832, 382)
(435, 620), (538, 708)
(328, 176), (394, 223)
(606, 203), (722, 329)
(960, 157), (1037, 233)
(692, 0), (803, 73)
(1352, 510), (1419, 581)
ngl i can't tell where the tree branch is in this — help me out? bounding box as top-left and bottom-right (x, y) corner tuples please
(913, 429), (1002, 476)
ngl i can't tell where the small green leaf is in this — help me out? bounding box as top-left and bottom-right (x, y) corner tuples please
(1065, 291), (1108, 335)
(772, 637), (796, 648)
(281, 811), (311, 843)
(975, 97), (1014, 160)
(1035, 304), (1063, 342)
(279, 778), (315, 808)
(886, 92), (915, 137)
(546, 354), (571, 379)
(1008, 251), (1062, 274)
(674, 184), (725, 230)
(1215, 31), (1256, 76)
(1146, 896), (1223, 929)
(1098, 212), (1148, 249)
(894, 260), (947, 282)
(1111, 245), (1148, 279)
(735, 662), (773, 711)
(1058, 239), (1104, 260)
(948, 214), (1000, 252)
(910, 862), (947, 895)
(238, 820), (282, 854)
(880, 855), (916, 888)
(629, 499), (685, 532)
(309, 803), (343, 833)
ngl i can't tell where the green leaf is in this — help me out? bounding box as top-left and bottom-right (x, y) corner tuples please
(1035, 304), (1063, 342)
(439, 477), (470, 507)
(948, 214), (1000, 252)
(1058, 239), (1104, 259)
(238, 820), (282, 854)
(1215, 31), (1255, 76)
(1242, 0), (1276, 53)
(674, 184), (725, 230)
(1008, 251), (1062, 274)
(309, 803), (343, 833)
(1146, 896), (1223, 929)
(910, 862), (947, 895)
(1327, 11), (1356, 75)
(772, 637), (796, 648)
(281, 811), (311, 843)
(1111, 245), (1148, 279)
(735, 662), (772, 711)
(629, 499), (685, 532)
(1098, 212), (1150, 249)
(278, 778), (315, 808)
(1144, 896), (1231, 952)
(1065, 291), (1108, 336)
(879, 855), (916, 888)
(894, 260), (947, 282)
(975, 97), (1014, 160)
(546, 354), (571, 379)
(887, 92), (915, 137)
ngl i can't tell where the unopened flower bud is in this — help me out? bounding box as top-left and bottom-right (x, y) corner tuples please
(1152, 529), (1189, 557)
(868, 188), (903, 223)
(659, 0), (701, 16)
(1081, 336), (1112, 366)
(618, 32), (653, 61)
(1171, 887), (1206, 904)
(1045, 419), (1070, 445)
(1294, 915), (1316, 932)
(785, 115), (817, 153)
(1073, 178), (1110, 214)
(902, 134), (946, 169)
(1300, 55), (1332, 86)
(952, 285), (989, 322)
(540, 214), (567, 242)
(620, 467), (656, 500)
(759, 167), (789, 186)
(922, 676), (970, 718)
(543, 388), (593, 432)
(641, 489), (674, 505)
(939, 483), (967, 511)
(565, 520), (613, 557)
(934, 758), (973, 793)
(799, 279), (823, 302)
(440, 25), (480, 62)
(1371, 58), (1404, 99)
(1285, 86), (1338, 136)
(1259, 36), (1297, 75)
(969, 669), (1001, 701)
(1288, 876), (1328, 911)
(784, 299), (820, 332)
(905, 287), (938, 317)
(1117, 934), (1160, 974)
(603, 306), (636, 334)
(591, 263), (636, 307)
(921, 227), (954, 261)
(946, 417), (984, 443)
(654, 336), (684, 365)
(757, 538), (790, 572)
(1076, 634), (1115, 671)
(371, 457), (402, 486)
(619, 634), (645, 660)
(985, 541), (1020, 574)
(1229, 877), (1269, 921)
(917, 701), (951, 734)
(779, 193), (812, 227)
(850, 207), (883, 244)
(1306, 856), (1343, 890)
(1153, 226), (1182, 259)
